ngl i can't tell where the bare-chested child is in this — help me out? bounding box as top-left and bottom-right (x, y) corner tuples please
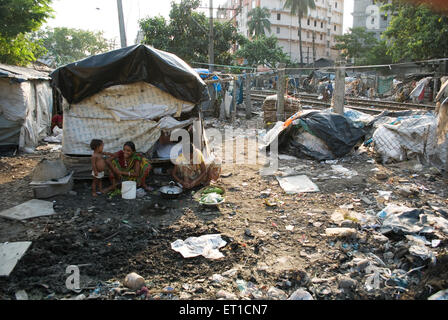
(90, 139), (113, 197)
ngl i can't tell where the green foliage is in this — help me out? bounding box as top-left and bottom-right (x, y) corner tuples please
(138, 0), (242, 67)
(282, 0), (316, 19)
(0, 0), (54, 66)
(35, 27), (112, 67)
(334, 27), (392, 65)
(247, 7), (271, 39)
(0, 0), (54, 38)
(382, 4), (448, 62)
(235, 36), (291, 69)
(0, 34), (47, 66)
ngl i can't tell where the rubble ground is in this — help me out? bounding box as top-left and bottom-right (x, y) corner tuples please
(0, 118), (448, 300)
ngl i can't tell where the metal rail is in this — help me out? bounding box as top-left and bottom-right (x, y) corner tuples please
(245, 90), (436, 115)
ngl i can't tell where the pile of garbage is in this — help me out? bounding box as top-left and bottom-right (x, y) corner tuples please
(262, 105), (447, 171)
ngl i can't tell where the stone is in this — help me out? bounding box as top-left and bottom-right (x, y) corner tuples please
(123, 272), (145, 291)
(396, 186), (419, 198)
(383, 252), (394, 261)
(341, 220), (358, 228)
(338, 276), (357, 290)
(354, 259), (369, 271)
(373, 234), (389, 243)
(216, 290), (237, 300)
(376, 173), (388, 181)
(179, 292), (193, 300)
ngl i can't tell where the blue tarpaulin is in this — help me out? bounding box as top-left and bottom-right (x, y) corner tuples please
(194, 69), (221, 93)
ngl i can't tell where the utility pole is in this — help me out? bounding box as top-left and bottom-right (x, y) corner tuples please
(209, 0), (214, 72)
(117, 0), (127, 48)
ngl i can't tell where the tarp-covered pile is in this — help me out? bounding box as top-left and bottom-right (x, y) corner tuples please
(262, 110), (366, 161)
(50, 45), (209, 156)
(372, 112), (447, 167)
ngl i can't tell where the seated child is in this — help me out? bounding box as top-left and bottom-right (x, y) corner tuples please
(90, 139), (113, 197)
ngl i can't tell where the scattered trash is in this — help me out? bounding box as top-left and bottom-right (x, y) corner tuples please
(331, 165), (358, 179)
(0, 242), (32, 277)
(276, 175), (320, 194)
(377, 191), (392, 201)
(325, 228), (357, 238)
(266, 287), (288, 300)
(171, 234), (227, 259)
(428, 289), (448, 300)
(432, 239), (441, 248)
(409, 245), (436, 264)
(15, 290), (28, 300)
(0, 199), (55, 220)
(136, 188), (147, 198)
(278, 154), (299, 161)
(216, 290), (237, 300)
(245, 229), (254, 238)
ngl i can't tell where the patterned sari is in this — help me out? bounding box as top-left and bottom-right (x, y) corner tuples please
(111, 151), (151, 186)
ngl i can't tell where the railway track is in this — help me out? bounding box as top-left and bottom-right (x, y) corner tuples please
(245, 90), (436, 115)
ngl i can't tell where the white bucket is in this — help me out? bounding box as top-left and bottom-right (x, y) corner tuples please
(121, 181), (136, 199)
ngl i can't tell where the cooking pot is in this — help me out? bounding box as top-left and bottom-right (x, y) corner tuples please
(159, 181), (183, 199)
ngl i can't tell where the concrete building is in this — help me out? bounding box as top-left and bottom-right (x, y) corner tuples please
(223, 0), (344, 64)
(352, 0), (392, 40)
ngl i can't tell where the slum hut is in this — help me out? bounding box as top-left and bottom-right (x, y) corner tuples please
(0, 63), (53, 153)
(50, 44), (210, 178)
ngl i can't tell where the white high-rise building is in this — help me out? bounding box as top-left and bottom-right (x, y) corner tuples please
(223, 0), (344, 64)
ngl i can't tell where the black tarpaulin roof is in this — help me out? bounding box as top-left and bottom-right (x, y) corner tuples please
(50, 44), (209, 105)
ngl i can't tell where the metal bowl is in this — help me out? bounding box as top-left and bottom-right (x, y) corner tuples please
(159, 181), (183, 199)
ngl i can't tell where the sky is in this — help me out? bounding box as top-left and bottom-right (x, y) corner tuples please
(45, 0), (354, 46)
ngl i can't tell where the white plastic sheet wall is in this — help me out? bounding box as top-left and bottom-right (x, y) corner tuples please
(62, 82), (197, 155)
(0, 79), (52, 149)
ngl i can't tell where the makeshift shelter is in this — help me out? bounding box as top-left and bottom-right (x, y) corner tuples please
(0, 63), (53, 152)
(50, 45), (210, 178)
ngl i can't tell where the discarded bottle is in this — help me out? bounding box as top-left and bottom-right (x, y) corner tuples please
(288, 288), (314, 300)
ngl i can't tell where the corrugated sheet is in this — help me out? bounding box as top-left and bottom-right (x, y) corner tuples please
(0, 63), (51, 81)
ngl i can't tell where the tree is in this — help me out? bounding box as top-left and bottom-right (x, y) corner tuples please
(235, 36), (291, 69)
(0, 0), (54, 66)
(334, 27), (392, 65)
(382, 3), (448, 62)
(247, 7), (271, 39)
(34, 27), (112, 67)
(283, 0), (316, 66)
(138, 0), (243, 67)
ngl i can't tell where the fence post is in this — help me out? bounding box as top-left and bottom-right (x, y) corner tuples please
(245, 73), (252, 119)
(334, 63), (345, 115)
(277, 63), (286, 122)
(232, 77), (238, 122)
(219, 81), (226, 120)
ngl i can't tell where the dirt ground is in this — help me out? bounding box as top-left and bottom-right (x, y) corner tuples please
(1, 114), (447, 300)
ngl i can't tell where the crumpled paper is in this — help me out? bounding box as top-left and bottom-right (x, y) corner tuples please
(171, 234), (227, 259)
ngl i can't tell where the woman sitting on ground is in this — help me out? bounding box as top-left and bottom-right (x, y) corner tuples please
(105, 141), (153, 192)
(172, 143), (221, 190)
